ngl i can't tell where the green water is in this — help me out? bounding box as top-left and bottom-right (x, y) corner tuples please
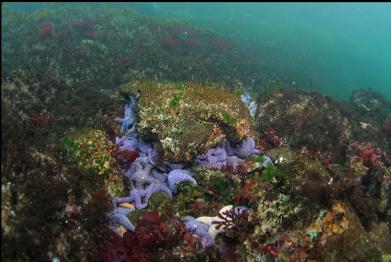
(137, 3), (391, 101)
(5, 2), (391, 100)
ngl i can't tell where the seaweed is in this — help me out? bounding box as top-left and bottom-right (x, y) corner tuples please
(222, 112), (237, 124)
(169, 93), (181, 108)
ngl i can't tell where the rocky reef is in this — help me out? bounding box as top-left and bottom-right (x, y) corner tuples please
(255, 88), (351, 159)
(101, 86), (390, 262)
(2, 5), (391, 262)
(1, 6), (269, 93)
(120, 81), (252, 163)
(3, 71), (390, 261)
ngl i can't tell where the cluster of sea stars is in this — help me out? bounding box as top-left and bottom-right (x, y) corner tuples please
(107, 92), (270, 249)
(107, 93), (197, 232)
(196, 138), (263, 170)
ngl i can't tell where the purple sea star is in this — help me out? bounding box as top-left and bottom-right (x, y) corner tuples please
(240, 93), (257, 117)
(137, 138), (153, 154)
(113, 181), (172, 209)
(232, 206), (249, 216)
(122, 138), (157, 165)
(167, 169), (197, 192)
(106, 206), (135, 232)
(116, 134), (158, 166)
(196, 147), (227, 169)
(112, 190), (148, 209)
(146, 143), (159, 165)
(116, 133), (139, 152)
(207, 147), (226, 164)
(124, 160), (155, 189)
(247, 155), (274, 173)
(226, 155), (245, 171)
(117, 93), (139, 135)
(164, 162), (185, 172)
(233, 137), (261, 158)
(224, 140), (235, 156)
(152, 169), (168, 183)
(143, 181), (173, 201)
(195, 153), (208, 167)
(261, 155), (273, 168)
(184, 216), (215, 248)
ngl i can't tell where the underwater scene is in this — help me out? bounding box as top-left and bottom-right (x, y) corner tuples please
(1, 2), (390, 262)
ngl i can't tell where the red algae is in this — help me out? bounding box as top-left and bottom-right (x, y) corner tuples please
(29, 111), (54, 128)
(159, 36), (180, 50)
(382, 119), (391, 135)
(361, 145), (382, 167)
(38, 22), (54, 37)
(116, 150), (140, 164)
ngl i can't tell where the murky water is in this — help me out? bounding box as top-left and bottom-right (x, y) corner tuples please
(2, 3), (390, 262)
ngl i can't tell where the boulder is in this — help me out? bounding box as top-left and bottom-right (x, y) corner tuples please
(121, 81), (252, 163)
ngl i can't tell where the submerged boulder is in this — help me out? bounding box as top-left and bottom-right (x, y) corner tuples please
(348, 89), (391, 151)
(120, 81), (252, 163)
(255, 88), (351, 156)
(267, 201), (383, 262)
(307, 201), (381, 261)
(58, 128), (125, 196)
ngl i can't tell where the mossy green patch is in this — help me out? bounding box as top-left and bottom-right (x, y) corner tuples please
(222, 112), (237, 124)
(169, 93), (181, 108)
(175, 82), (188, 90)
(248, 155), (266, 164)
(250, 163), (288, 183)
(234, 89), (242, 97)
(261, 164), (277, 182)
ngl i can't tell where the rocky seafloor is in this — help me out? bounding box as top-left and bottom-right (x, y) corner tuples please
(2, 6), (391, 262)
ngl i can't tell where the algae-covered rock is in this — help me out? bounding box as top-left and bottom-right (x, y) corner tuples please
(378, 167), (391, 216)
(172, 183), (205, 217)
(58, 128), (119, 176)
(128, 192), (174, 225)
(195, 169), (240, 204)
(121, 80), (251, 163)
(255, 88), (351, 155)
(261, 148), (332, 205)
(312, 201), (382, 261)
(251, 193), (302, 239)
(288, 156), (332, 204)
(369, 222), (391, 261)
(148, 191), (175, 220)
(265, 201), (383, 262)
(58, 128), (125, 196)
(266, 146), (296, 165)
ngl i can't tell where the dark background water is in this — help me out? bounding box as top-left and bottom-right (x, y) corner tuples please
(4, 2), (391, 100)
